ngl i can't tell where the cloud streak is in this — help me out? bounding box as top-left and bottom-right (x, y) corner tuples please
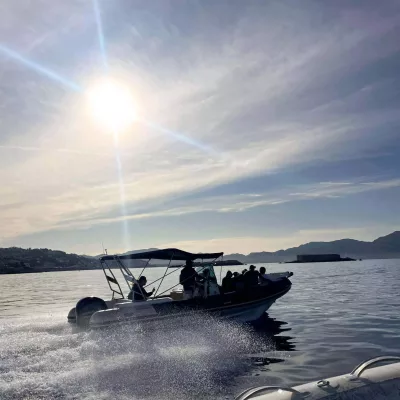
(0, 1), (400, 250)
(0, 144), (114, 157)
(1, 177), (398, 241)
(158, 225), (400, 254)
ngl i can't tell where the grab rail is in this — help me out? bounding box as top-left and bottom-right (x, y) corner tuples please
(350, 356), (400, 377)
(235, 355), (400, 399)
(235, 385), (302, 400)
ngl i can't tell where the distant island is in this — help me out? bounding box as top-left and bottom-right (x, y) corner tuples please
(0, 230), (399, 274)
(208, 260), (243, 266)
(224, 231), (400, 263)
(285, 254), (356, 263)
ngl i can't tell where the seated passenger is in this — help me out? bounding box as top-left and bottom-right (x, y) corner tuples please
(231, 272), (239, 289)
(197, 268), (210, 297)
(259, 267), (283, 283)
(222, 270), (234, 293)
(233, 271), (245, 291)
(245, 265), (259, 287)
(129, 276), (155, 301)
(179, 260), (198, 299)
(258, 266), (271, 284)
(198, 268), (217, 283)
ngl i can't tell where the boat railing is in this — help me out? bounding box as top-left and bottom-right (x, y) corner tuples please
(235, 386), (301, 400)
(350, 356), (400, 377)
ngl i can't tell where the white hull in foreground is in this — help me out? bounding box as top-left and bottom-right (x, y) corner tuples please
(235, 356), (400, 400)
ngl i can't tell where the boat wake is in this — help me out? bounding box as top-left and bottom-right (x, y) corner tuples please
(0, 313), (286, 400)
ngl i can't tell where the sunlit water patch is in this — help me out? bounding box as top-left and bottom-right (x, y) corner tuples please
(0, 313), (280, 400)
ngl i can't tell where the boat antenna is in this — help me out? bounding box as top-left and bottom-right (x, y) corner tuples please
(219, 255), (223, 283)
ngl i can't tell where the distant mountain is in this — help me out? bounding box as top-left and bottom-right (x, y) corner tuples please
(94, 248), (158, 259)
(2, 231), (399, 275)
(121, 248), (159, 256)
(373, 231), (400, 252)
(225, 231), (400, 263)
(0, 247), (160, 274)
(0, 247), (99, 274)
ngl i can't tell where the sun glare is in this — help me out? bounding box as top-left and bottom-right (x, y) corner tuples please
(86, 78), (136, 133)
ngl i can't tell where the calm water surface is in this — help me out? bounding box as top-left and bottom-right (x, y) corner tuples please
(1, 259), (399, 399)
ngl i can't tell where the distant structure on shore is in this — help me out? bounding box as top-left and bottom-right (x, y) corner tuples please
(213, 259), (243, 266)
(286, 254), (356, 263)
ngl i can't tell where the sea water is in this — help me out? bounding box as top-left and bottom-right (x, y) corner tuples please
(1, 259), (400, 399)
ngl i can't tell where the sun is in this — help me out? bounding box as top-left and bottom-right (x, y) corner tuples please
(86, 78), (136, 133)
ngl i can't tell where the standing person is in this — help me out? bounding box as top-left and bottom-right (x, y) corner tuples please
(222, 270), (234, 293)
(245, 265), (259, 287)
(179, 260), (198, 299)
(129, 276), (155, 301)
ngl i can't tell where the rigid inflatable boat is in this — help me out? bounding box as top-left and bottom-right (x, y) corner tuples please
(67, 248), (293, 329)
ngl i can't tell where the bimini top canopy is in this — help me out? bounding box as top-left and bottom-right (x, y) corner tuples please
(100, 248), (223, 262)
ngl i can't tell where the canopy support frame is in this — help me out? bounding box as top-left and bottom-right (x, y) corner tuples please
(114, 256), (146, 300)
(153, 253), (174, 297)
(99, 248), (224, 300)
(100, 259), (124, 299)
(156, 255), (221, 297)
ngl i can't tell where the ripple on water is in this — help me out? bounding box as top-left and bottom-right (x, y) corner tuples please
(1, 259), (400, 399)
(0, 313), (287, 400)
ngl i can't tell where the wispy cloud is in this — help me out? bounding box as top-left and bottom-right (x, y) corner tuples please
(0, 1), (400, 248)
(0, 145), (113, 157)
(1, 177), (398, 242)
(159, 226), (399, 255)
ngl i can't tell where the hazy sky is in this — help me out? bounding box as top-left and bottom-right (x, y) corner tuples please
(1, 0), (400, 255)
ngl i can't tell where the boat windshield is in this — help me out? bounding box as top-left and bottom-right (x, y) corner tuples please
(195, 264), (217, 279)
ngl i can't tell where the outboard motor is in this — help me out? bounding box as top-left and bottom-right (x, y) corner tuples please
(75, 297), (107, 329)
(67, 307), (76, 323)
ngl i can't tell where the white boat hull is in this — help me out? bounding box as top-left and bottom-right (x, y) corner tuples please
(68, 285), (289, 330)
(218, 297), (278, 322)
(87, 291), (285, 329)
(236, 357), (400, 400)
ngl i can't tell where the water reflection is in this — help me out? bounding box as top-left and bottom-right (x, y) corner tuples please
(247, 313), (296, 369)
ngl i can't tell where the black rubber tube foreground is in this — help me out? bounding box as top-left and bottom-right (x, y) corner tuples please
(75, 297), (107, 329)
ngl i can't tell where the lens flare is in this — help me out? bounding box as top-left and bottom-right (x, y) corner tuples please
(0, 44), (81, 92)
